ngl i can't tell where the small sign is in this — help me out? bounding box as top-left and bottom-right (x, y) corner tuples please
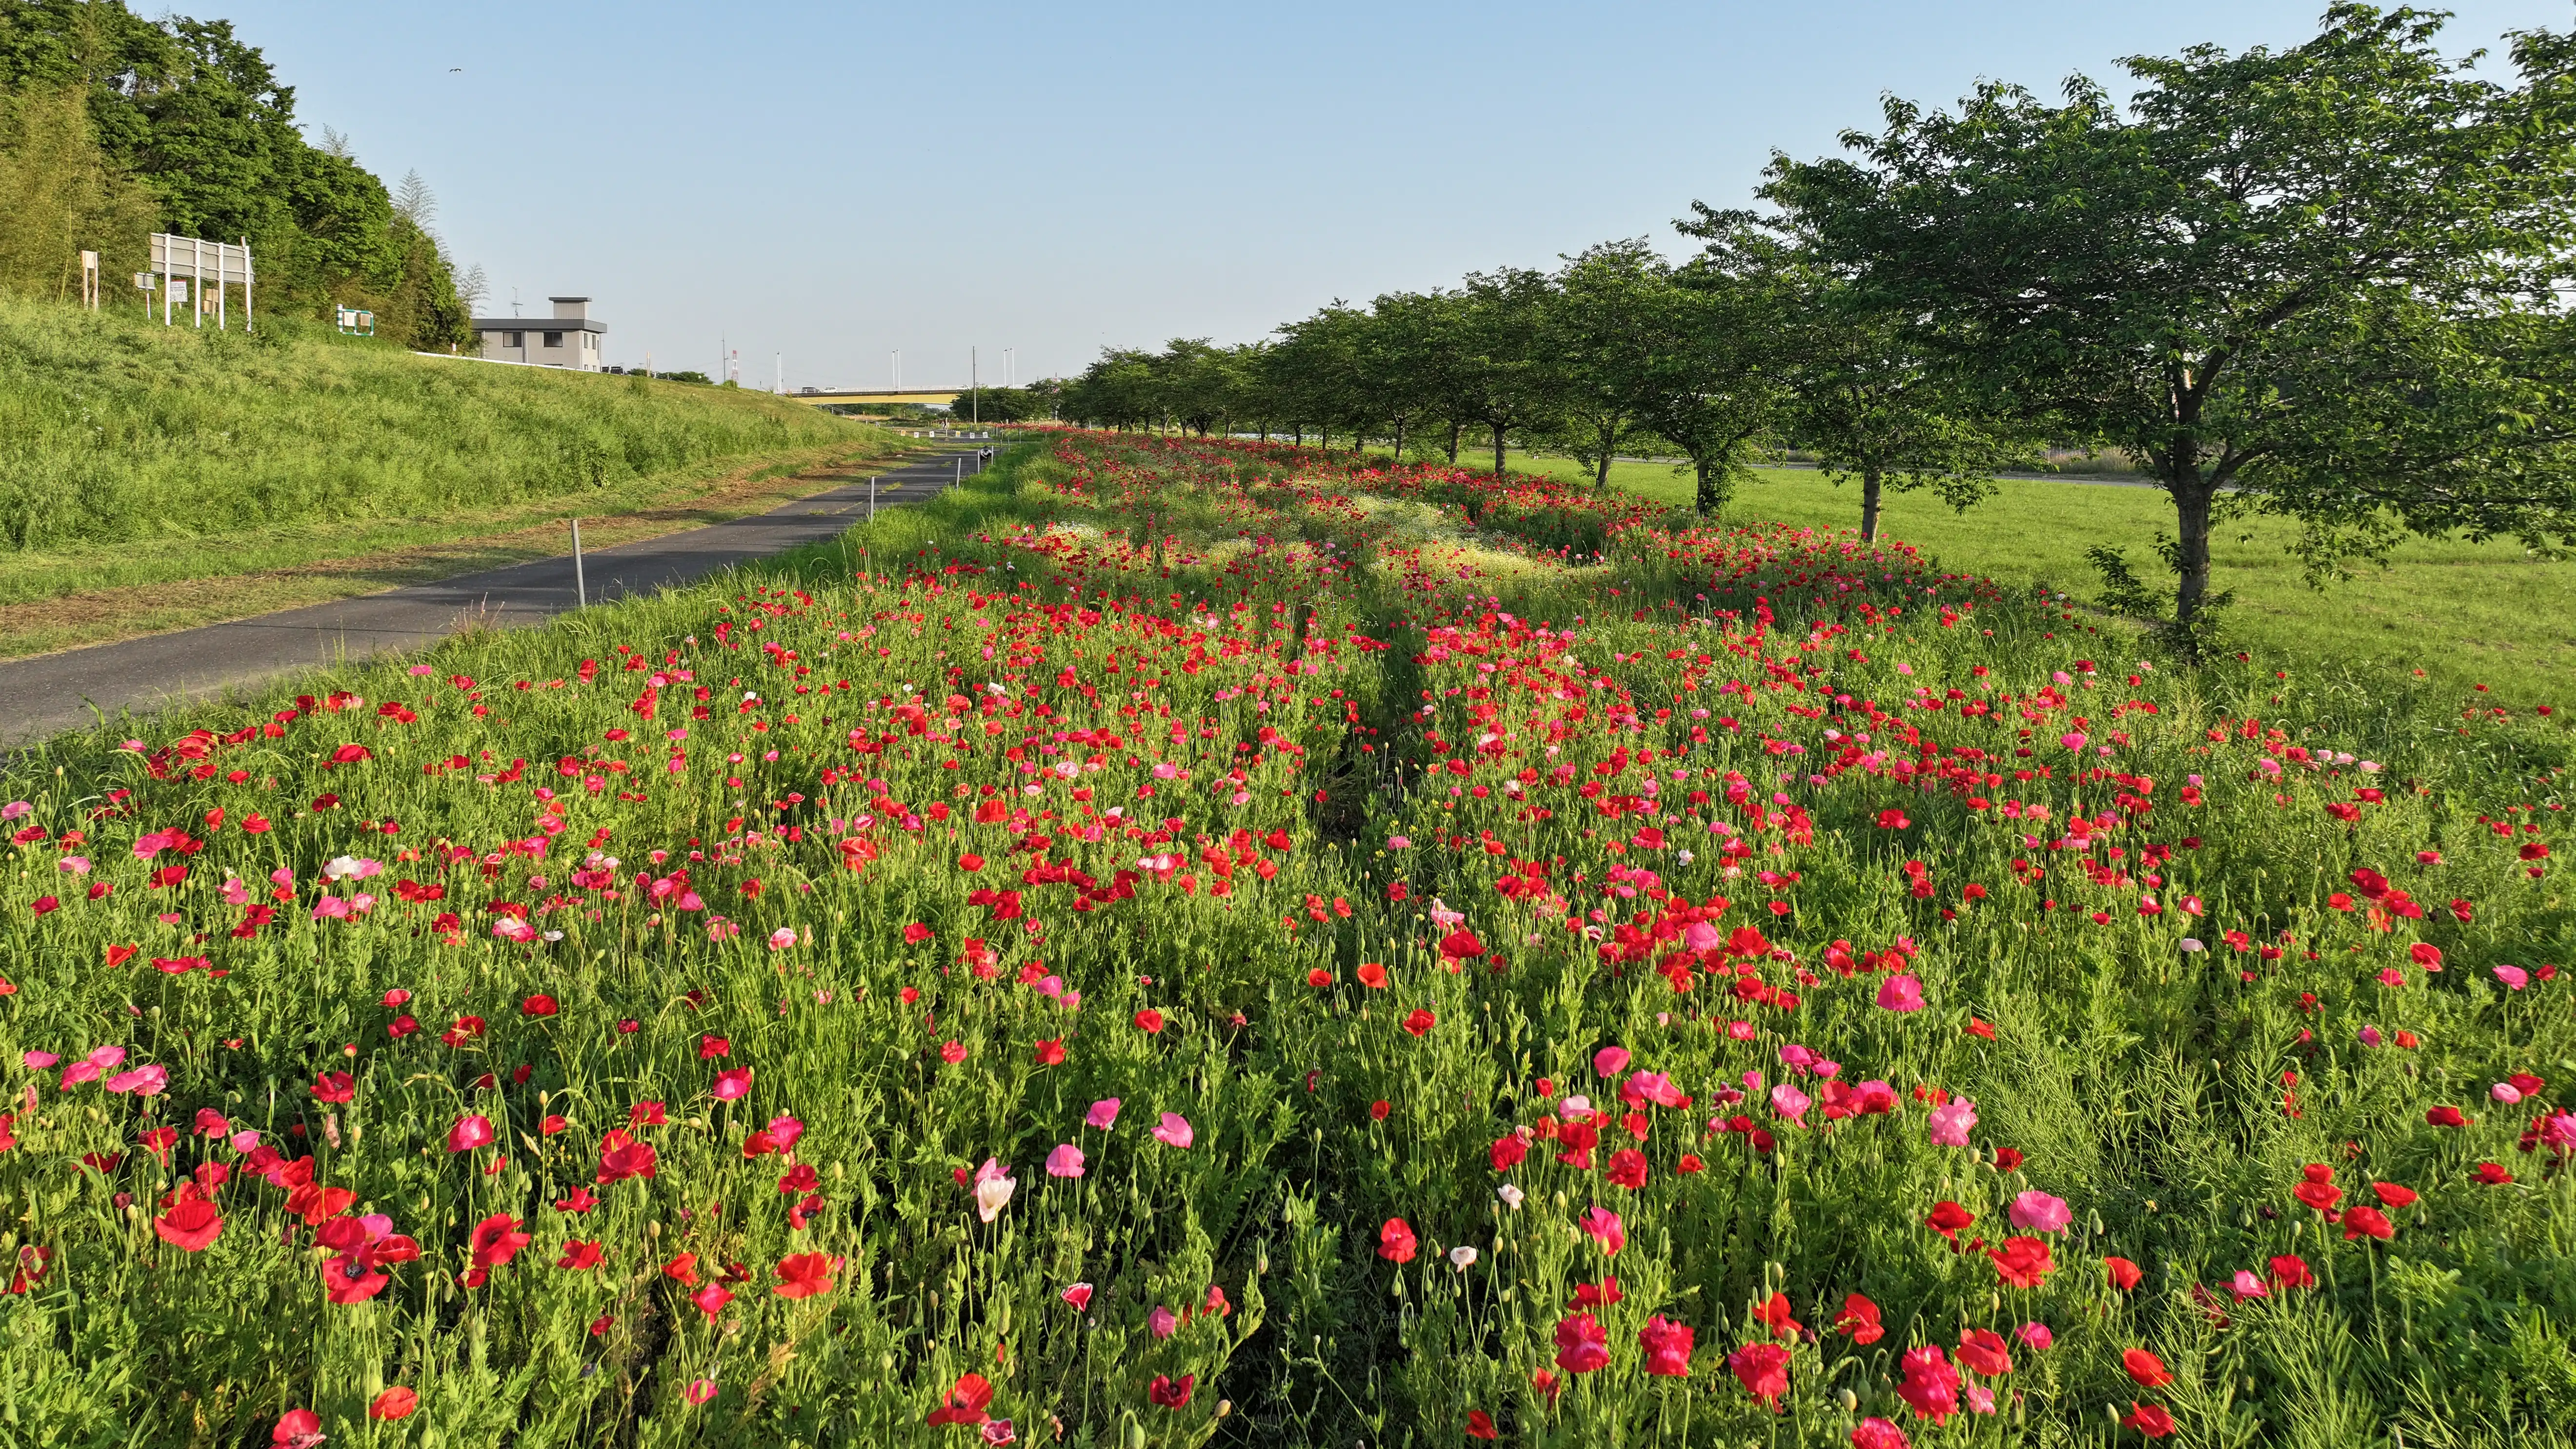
(336, 307), (375, 337)
(134, 273), (155, 290)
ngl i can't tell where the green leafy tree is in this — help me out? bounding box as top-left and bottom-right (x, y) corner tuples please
(1536, 239), (1670, 488)
(1617, 229), (1798, 517)
(1764, 4), (2576, 631)
(1717, 204), (2039, 542)
(1453, 266), (1558, 480)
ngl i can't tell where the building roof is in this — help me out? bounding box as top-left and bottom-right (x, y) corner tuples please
(474, 318), (606, 334)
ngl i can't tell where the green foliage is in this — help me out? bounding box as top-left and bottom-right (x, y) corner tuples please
(1762, 3), (2576, 624)
(0, 432), (2567, 1446)
(0, 292), (861, 551)
(0, 0), (480, 336)
(0, 78), (156, 297)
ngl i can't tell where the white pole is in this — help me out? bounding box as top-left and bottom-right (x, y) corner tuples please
(242, 239), (253, 334)
(192, 238), (203, 329)
(570, 519), (586, 607)
(869, 475), (877, 521)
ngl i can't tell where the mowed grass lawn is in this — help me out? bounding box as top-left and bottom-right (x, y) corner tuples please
(1494, 450), (2576, 709)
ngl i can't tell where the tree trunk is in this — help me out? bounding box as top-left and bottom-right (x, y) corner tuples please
(1320, 425), (1330, 452)
(1491, 422), (1507, 481)
(1595, 422), (1614, 489)
(1292, 423), (1303, 446)
(1391, 417), (1406, 462)
(1860, 464), (1883, 543)
(1446, 422), (1462, 464)
(1693, 454), (1727, 517)
(2171, 475), (2215, 631)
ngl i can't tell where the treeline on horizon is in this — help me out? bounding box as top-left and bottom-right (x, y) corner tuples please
(0, 0), (472, 349)
(977, 4), (2576, 638)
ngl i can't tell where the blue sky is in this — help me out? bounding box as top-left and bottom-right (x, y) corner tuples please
(220, 0), (2567, 389)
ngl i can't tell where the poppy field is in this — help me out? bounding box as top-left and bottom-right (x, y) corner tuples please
(1, 431), (2571, 1449)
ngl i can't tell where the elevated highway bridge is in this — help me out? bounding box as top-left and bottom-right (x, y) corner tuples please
(791, 387), (966, 409)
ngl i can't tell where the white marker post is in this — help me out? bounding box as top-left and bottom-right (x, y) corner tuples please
(570, 520), (587, 607)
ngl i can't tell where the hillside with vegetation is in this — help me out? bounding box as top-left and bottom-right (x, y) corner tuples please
(0, 0), (474, 347)
(0, 296), (886, 654)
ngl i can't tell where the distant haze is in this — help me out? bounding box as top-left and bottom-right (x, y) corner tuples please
(220, 0), (2566, 389)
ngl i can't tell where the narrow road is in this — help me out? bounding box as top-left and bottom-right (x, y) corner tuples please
(0, 446), (993, 747)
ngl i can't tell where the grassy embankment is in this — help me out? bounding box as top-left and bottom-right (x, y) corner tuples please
(1479, 448), (2574, 707)
(0, 296), (906, 657)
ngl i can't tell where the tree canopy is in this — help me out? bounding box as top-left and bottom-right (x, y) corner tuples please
(0, 0), (471, 347)
(1762, 3), (2576, 627)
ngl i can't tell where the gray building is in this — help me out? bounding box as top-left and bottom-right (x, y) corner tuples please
(474, 297), (605, 370)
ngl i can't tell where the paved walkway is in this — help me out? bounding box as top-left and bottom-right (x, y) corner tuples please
(0, 447), (991, 746)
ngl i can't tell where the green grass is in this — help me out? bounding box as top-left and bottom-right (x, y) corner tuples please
(1489, 449), (2576, 708)
(0, 296), (889, 633)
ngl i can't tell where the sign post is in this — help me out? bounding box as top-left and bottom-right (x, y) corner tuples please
(79, 252), (99, 310)
(148, 235), (253, 332)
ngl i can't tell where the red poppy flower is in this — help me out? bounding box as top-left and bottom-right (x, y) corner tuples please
(2122, 1402), (2176, 1438)
(1988, 1236), (2053, 1288)
(1378, 1217), (1417, 1263)
(522, 994), (558, 1017)
(1134, 1008), (1165, 1034)
(2106, 1256), (2144, 1291)
(368, 1388), (418, 1421)
(774, 1252), (839, 1299)
(2342, 1205), (2395, 1241)
(468, 1214), (531, 1269)
(2268, 1254), (2315, 1289)
(557, 1240), (604, 1270)
(925, 1371), (994, 1426)
(690, 1283), (733, 1320)
(2426, 1106), (2468, 1127)
(1926, 1201), (1975, 1240)
(1956, 1328), (2012, 1377)
(903, 922), (934, 945)
(1357, 962), (1390, 988)
(1034, 1038), (1066, 1066)
(2121, 1348), (2172, 1388)
(1751, 1292), (1802, 1339)
(309, 1072), (355, 1104)
(1147, 1373), (1194, 1408)
(2371, 1182), (2417, 1209)
(597, 1130), (657, 1184)
(1605, 1148), (1648, 1188)
(1490, 1134), (1528, 1172)
(1306, 968), (1332, 987)
(447, 1115), (494, 1153)
(1466, 1409), (1499, 1440)
(1553, 1313), (1610, 1374)
(1726, 1339), (1783, 1404)
(1402, 1008), (1436, 1037)
(1835, 1293), (1884, 1344)
(153, 1198), (223, 1252)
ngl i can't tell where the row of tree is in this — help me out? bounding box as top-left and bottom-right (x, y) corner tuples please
(0, 0), (473, 349)
(991, 6), (2576, 633)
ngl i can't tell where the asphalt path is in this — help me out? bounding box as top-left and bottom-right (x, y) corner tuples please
(0, 446), (992, 747)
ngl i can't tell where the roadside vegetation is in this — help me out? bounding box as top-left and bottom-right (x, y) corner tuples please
(0, 295), (894, 655)
(0, 432), (2567, 1449)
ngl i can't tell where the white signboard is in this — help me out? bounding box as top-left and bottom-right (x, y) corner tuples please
(147, 233), (253, 330)
(149, 234), (252, 285)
